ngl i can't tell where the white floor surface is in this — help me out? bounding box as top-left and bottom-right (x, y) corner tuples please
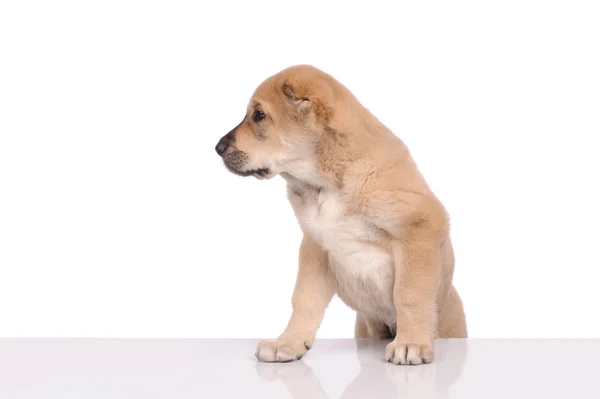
(0, 338), (598, 398)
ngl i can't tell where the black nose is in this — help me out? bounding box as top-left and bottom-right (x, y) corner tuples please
(215, 139), (229, 156)
(216, 128), (237, 156)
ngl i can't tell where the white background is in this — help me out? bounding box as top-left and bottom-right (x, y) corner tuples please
(1, 0), (599, 339)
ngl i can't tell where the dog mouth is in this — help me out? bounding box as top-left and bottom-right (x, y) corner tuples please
(224, 163), (271, 179)
(222, 150), (273, 179)
(235, 167), (271, 178)
(246, 168), (271, 179)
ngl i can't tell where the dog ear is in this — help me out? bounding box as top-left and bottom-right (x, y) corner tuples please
(282, 77), (334, 123)
(282, 82), (310, 114)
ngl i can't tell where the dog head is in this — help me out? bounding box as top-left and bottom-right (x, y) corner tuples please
(215, 65), (336, 181)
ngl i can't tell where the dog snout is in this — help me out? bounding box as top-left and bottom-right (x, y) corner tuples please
(215, 135), (232, 156)
(215, 130), (236, 157)
(215, 139), (229, 156)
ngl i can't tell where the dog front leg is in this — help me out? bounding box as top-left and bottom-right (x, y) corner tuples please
(386, 227), (440, 365)
(255, 235), (334, 362)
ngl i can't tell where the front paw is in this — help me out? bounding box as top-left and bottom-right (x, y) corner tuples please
(255, 338), (311, 363)
(386, 339), (434, 365)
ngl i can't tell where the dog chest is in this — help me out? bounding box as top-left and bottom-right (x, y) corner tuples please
(295, 189), (371, 251)
(292, 187), (396, 318)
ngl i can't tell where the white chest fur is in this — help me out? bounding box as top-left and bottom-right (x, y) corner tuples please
(289, 184), (396, 325)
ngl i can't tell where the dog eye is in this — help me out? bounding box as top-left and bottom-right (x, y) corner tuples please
(252, 110), (266, 123)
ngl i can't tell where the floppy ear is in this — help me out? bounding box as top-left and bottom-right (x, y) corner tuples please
(282, 77), (335, 123)
(282, 83), (307, 102)
(282, 83), (310, 112)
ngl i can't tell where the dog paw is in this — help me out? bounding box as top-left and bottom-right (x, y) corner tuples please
(386, 340), (434, 365)
(255, 338), (311, 363)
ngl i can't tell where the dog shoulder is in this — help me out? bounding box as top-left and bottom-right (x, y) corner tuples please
(345, 155), (449, 240)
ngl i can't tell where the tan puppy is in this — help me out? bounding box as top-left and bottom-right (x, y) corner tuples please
(215, 65), (467, 365)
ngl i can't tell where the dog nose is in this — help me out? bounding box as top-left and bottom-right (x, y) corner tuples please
(216, 129), (236, 156)
(215, 139), (228, 156)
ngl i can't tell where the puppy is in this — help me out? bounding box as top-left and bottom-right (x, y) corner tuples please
(215, 65), (467, 365)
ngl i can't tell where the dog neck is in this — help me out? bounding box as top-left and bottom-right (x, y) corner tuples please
(279, 105), (399, 190)
(281, 128), (357, 190)
(279, 156), (333, 189)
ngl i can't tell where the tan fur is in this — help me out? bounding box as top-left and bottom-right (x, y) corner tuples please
(215, 65), (467, 365)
